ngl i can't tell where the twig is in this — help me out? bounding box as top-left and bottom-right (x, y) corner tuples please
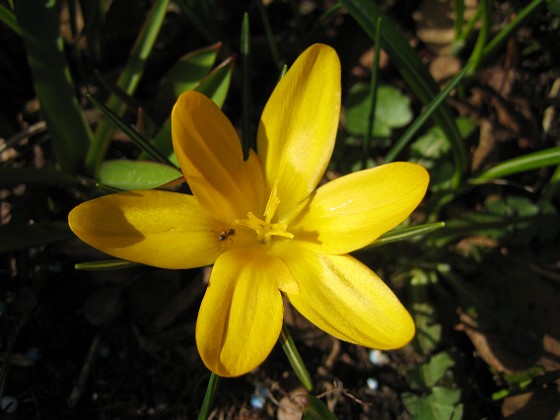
(67, 334), (100, 407)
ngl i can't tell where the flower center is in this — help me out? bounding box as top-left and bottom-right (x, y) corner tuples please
(235, 180), (294, 244)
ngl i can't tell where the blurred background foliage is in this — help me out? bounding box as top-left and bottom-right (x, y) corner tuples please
(1, 0), (559, 418)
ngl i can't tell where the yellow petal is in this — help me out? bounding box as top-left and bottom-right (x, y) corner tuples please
(196, 247), (291, 377)
(257, 44), (341, 218)
(290, 162), (429, 254)
(172, 91), (265, 222)
(68, 190), (221, 269)
(276, 244), (415, 349)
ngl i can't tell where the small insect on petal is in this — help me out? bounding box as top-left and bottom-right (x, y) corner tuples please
(218, 228), (235, 242)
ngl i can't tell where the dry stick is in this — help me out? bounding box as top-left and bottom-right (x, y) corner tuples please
(67, 334), (101, 407)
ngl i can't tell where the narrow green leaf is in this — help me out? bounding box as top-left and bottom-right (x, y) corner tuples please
(384, 65), (470, 165)
(98, 160), (182, 190)
(153, 43), (221, 121)
(312, 3), (343, 30)
(465, 0), (490, 75)
(174, 0), (214, 41)
(87, 94), (174, 167)
(15, 0), (93, 173)
(339, 0), (466, 187)
(303, 395), (337, 420)
(85, 0), (170, 176)
(453, 0), (465, 40)
(256, 0), (281, 67)
(195, 56), (234, 108)
(541, 164), (560, 201)
(547, 0), (560, 15)
(240, 13), (252, 159)
(146, 57), (234, 162)
(0, 167), (89, 187)
(362, 17), (382, 169)
(481, 0), (545, 63)
(198, 373), (220, 420)
(0, 222), (72, 253)
(75, 259), (140, 271)
(280, 324), (313, 391)
(0, 3), (20, 35)
(366, 222), (446, 248)
(473, 147), (560, 182)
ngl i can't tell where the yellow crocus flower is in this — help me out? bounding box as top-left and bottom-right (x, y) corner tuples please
(69, 44), (429, 377)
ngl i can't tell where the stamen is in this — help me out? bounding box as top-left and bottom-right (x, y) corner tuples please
(235, 180), (293, 244)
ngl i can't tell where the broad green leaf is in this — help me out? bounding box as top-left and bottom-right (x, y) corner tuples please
(98, 160), (182, 190)
(403, 387), (463, 420)
(474, 147), (560, 181)
(344, 83), (413, 137)
(422, 352), (455, 387)
(0, 222), (72, 253)
(15, 0), (92, 173)
(153, 43), (221, 121)
(303, 395), (337, 420)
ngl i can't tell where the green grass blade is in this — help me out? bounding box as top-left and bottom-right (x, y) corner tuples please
(85, 0), (170, 176)
(15, 0), (93, 173)
(473, 147), (560, 182)
(339, 0), (466, 187)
